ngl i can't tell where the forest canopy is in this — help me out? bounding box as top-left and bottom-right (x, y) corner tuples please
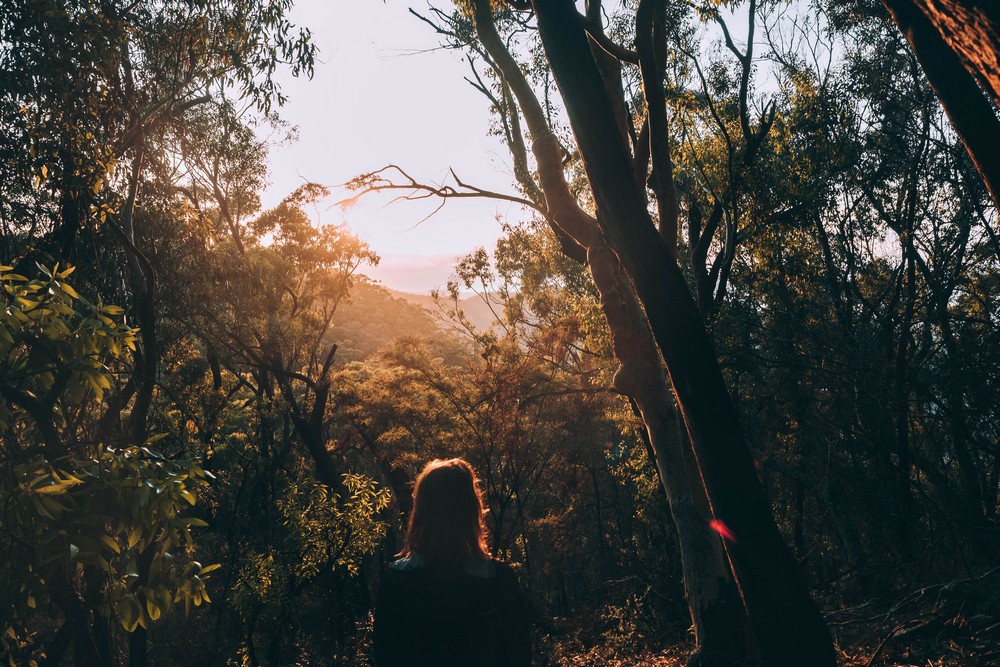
(1, 0), (999, 666)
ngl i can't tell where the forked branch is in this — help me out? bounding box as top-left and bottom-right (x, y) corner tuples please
(341, 164), (543, 221)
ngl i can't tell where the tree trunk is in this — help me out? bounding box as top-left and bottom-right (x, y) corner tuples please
(883, 0), (1000, 208)
(896, 0), (1000, 107)
(128, 546), (155, 667)
(530, 1), (835, 663)
(113, 139), (158, 446)
(590, 243), (748, 665)
(51, 573), (108, 667)
(289, 385), (341, 490)
(892, 221), (916, 559)
(470, 2), (750, 660)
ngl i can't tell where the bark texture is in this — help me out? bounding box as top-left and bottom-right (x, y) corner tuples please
(907, 0), (1000, 106)
(884, 0), (1000, 208)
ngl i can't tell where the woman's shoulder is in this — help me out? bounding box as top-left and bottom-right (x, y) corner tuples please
(386, 553), (426, 572)
(383, 554), (515, 581)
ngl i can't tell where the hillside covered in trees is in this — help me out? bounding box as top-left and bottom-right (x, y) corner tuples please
(1, 0), (999, 665)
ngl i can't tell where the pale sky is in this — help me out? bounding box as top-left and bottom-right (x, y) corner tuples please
(262, 1), (523, 294)
(261, 2), (762, 294)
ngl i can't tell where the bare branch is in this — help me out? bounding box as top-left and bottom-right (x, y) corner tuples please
(340, 164), (543, 216)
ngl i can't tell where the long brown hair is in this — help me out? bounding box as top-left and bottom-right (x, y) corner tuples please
(400, 458), (491, 565)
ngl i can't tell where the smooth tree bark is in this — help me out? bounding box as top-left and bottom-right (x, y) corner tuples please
(590, 242), (749, 665)
(528, 0), (836, 664)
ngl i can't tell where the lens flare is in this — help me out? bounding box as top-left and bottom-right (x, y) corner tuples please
(709, 519), (737, 543)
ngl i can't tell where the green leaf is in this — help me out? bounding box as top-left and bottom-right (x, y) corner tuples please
(99, 533), (121, 554)
(119, 596), (140, 632)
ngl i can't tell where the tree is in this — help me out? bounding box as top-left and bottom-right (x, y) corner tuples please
(351, 5), (756, 661)
(525, 2), (834, 663)
(0, 0), (315, 258)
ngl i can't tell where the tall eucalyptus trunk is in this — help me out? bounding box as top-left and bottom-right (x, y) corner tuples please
(470, 2), (749, 662)
(528, 1), (836, 663)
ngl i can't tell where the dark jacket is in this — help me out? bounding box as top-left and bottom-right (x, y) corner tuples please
(372, 555), (531, 667)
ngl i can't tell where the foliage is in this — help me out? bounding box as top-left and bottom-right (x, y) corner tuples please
(1, 447), (215, 634)
(0, 266), (214, 662)
(225, 473), (388, 661)
(0, 263), (134, 434)
(0, 0), (315, 249)
(280, 474), (391, 580)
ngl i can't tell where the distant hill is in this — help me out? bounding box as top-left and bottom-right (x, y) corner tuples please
(385, 288), (501, 332)
(331, 282), (498, 364)
(331, 282), (445, 363)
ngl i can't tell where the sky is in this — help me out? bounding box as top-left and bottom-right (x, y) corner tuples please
(261, 1), (524, 294)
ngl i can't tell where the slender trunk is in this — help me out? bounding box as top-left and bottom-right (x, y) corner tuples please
(764, 458), (871, 594)
(820, 481), (871, 593)
(591, 243), (747, 665)
(128, 284), (158, 442)
(893, 237), (916, 558)
(636, 0), (679, 254)
(910, 246), (989, 528)
(110, 139), (158, 667)
(128, 546), (155, 667)
(51, 573), (107, 667)
(207, 344), (223, 390)
(589, 464), (613, 578)
(269, 342), (341, 489)
(55, 150), (87, 260)
(82, 568), (113, 666)
(120, 143), (158, 444)
(530, 2), (835, 663)
(289, 382), (341, 489)
(926, 282), (992, 554)
(584, 0), (631, 149)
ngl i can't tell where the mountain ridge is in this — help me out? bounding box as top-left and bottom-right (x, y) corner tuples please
(383, 287), (500, 331)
